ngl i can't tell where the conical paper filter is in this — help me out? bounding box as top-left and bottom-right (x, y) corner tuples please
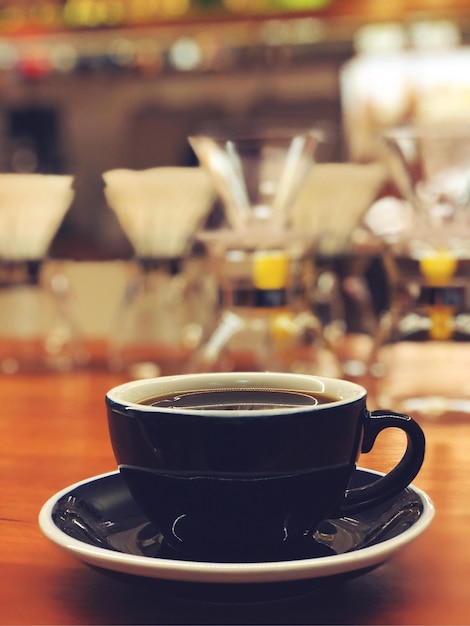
(103, 167), (215, 259)
(0, 174), (74, 260)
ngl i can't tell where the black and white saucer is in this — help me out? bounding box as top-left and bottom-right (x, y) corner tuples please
(38, 468), (434, 602)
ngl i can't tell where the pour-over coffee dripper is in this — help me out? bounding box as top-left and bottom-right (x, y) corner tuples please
(103, 167), (217, 378)
(0, 174), (83, 373)
(368, 125), (470, 416)
(187, 123), (339, 375)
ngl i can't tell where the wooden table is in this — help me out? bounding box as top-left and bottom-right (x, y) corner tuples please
(1, 347), (469, 625)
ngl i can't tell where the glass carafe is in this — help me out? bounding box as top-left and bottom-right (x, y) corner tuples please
(187, 123), (339, 376)
(369, 125), (470, 417)
(0, 173), (83, 373)
(102, 166), (217, 377)
(0, 260), (84, 373)
(108, 256), (217, 378)
(187, 245), (339, 375)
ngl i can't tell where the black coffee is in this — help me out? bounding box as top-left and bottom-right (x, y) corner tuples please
(140, 388), (340, 410)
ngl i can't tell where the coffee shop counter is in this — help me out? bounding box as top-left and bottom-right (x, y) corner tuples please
(1, 340), (469, 625)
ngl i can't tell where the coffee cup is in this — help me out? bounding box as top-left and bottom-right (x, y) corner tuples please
(106, 372), (425, 560)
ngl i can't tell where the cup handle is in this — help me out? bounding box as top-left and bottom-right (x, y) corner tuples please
(340, 409), (425, 514)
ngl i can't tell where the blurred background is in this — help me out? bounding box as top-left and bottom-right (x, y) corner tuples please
(1, 0), (470, 357)
(1, 0), (469, 260)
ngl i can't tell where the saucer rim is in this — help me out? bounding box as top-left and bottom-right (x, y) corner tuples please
(38, 468), (434, 585)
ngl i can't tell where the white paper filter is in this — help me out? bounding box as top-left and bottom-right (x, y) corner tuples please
(0, 174), (74, 259)
(103, 167), (215, 259)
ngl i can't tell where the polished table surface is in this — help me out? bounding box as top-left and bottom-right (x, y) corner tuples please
(1, 347), (469, 625)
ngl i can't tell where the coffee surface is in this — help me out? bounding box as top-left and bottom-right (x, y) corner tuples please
(140, 388), (340, 410)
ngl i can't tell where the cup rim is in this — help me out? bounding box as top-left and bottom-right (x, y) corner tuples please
(106, 372), (367, 417)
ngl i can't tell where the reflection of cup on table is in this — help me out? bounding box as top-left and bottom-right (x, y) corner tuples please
(106, 371), (425, 561)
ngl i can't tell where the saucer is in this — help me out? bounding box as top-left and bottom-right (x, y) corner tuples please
(39, 468), (434, 601)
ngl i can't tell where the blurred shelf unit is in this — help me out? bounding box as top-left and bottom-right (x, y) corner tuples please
(0, 1), (469, 80)
(0, 18), (352, 81)
(1, 0), (470, 32)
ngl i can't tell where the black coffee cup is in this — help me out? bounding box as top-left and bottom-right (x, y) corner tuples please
(106, 372), (425, 560)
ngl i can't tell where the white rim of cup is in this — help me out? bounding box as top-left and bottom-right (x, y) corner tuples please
(106, 372), (367, 417)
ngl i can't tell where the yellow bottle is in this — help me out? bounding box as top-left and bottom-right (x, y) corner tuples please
(419, 248), (457, 341)
(253, 250), (297, 341)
